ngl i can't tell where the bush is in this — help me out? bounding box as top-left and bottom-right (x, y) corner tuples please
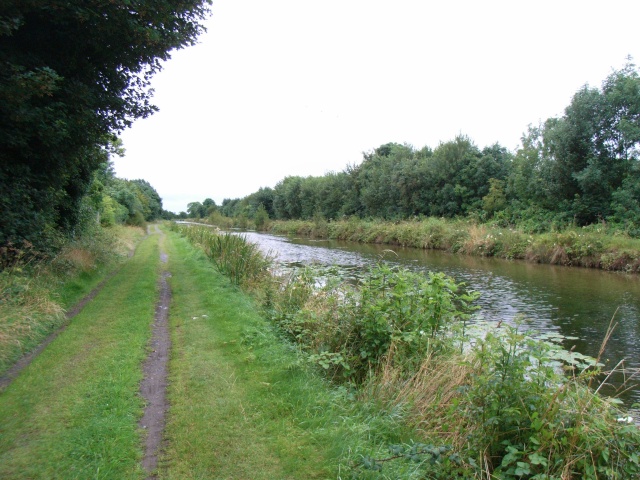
(461, 324), (640, 479)
(266, 263), (479, 382)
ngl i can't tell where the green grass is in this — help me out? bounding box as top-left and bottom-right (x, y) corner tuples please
(1, 224), (461, 479)
(175, 222), (640, 478)
(0, 232), (159, 479)
(54, 225), (146, 309)
(159, 228), (425, 479)
(0, 225), (145, 375)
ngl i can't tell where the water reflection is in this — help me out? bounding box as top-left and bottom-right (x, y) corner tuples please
(239, 231), (640, 405)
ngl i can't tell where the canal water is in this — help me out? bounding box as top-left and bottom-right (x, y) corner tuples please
(239, 231), (640, 406)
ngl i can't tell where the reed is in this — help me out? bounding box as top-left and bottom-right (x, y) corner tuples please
(268, 217), (640, 272)
(171, 224), (271, 287)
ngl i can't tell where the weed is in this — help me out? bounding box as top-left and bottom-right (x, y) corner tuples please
(170, 224), (271, 287)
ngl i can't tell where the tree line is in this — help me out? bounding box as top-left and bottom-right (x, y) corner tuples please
(214, 62), (640, 235)
(90, 160), (166, 228)
(1, 1), (211, 254)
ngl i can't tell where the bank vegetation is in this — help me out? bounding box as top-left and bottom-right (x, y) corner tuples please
(172, 224), (640, 479)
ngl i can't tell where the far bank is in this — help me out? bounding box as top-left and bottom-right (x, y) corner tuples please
(203, 215), (640, 274)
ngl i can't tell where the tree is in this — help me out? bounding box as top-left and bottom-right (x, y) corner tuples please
(0, 1), (211, 251)
(358, 143), (414, 219)
(273, 176), (304, 219)
(187, 201), (205, 218)
(132, 179), (163, 221)
(482, 178), (507, 216)
(202, 198), (217, 216)
(507, 61), (640, 226)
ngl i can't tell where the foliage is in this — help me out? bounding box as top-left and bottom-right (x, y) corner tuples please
(104, 176), (162, 226)
(507, 60), (640, 229)
(0, 0), (210, 252)
(266, 263), (480, 382)
(186, 198), (217, 218)
(212, 61), (640, 240)
(460, 324), (640, 479)
(220, 138), (511, 223)
(170, 224), (271, 287)
(253, 203), (270, 229)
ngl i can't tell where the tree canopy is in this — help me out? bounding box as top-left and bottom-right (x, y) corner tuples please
(0, 0), (211, 251)
(218, 61), (640, 236)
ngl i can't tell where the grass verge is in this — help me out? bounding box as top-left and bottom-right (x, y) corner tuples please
(0, 225), (145, 375)
(159, 228), (427, 479)
(263, 217), (640, 273)
(0, 232), (159, 479)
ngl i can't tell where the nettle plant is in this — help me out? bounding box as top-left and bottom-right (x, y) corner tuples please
(355, 322), (640, 479)
(269, 263), (480, 383)
(461, 323), (640, 479)
(345, 264), (479, 379)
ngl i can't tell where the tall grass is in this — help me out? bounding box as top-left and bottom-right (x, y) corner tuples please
(0, 225), (144, 375)
(170, 224), (271, 286)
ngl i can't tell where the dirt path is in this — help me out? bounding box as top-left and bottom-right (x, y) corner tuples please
(1, 225), (172, 477)
(139, 226), (171, 478)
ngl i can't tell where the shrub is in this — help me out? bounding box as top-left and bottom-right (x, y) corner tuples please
(266, 263), (479, 382)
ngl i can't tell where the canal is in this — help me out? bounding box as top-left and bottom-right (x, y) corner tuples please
(240, 230), (640, 406)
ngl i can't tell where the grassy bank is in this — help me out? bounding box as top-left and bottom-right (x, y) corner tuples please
(174, 224), (640, 479)
(261, 217), (640, 273)
(0, 225), (145, 376)
(0, 231), (159, 479)
(160, 227), (430, 478)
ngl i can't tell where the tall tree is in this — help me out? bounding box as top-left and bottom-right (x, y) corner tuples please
(0, 0), (211, 251)
(508, 61), (640, 226)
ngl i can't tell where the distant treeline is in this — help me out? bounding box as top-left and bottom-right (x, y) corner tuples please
(94, 162), (169, 228)
(207, 62), (640, 236)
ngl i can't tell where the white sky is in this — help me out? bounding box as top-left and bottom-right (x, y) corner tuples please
(113, 0), (640, 213)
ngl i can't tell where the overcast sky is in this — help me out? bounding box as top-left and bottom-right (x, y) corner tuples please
(113, 0), (640, 213)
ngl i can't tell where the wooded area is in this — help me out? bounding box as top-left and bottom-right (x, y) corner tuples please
(219, 63), (640, 236)
(0, 1), (211, 256)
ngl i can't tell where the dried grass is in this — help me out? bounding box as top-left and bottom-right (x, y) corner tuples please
(0, 281), (65, 370)
(58, 248), (96, 271)
(365, 344), (475, 447)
